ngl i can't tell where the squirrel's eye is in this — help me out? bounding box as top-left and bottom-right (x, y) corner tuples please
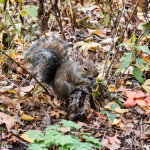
(84, 67), (88, 71)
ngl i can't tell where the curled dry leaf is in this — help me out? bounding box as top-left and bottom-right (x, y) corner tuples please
(20, 85), (34, 92)
(21, 114), (34, 121)
(142, 79), (150, 93)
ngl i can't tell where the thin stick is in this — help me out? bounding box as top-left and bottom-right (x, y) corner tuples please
(120, 0), (140, 41)
(50, 0), (66, 40)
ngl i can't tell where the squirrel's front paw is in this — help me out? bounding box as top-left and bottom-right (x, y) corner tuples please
(84, 78), (92, 85)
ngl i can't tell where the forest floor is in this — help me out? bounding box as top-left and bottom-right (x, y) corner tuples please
(0, 0), (150, 150)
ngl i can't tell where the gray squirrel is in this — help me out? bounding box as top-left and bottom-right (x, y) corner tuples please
(26, 36), (98, 100)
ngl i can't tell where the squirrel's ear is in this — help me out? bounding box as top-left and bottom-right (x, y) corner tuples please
(78, 55), (83, 65)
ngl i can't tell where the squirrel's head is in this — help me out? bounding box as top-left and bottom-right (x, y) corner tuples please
(78, 58), (98, 79)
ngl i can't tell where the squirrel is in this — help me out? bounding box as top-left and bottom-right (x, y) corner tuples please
(26, 36), (98, 100)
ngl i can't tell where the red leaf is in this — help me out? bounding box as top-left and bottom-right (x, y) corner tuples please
(124, 98), (137, 107)
(105, 134), (121, 144)
(134, 90), (145, 99)
(145, 110), (150, 115)
(125, 91), (136, 98)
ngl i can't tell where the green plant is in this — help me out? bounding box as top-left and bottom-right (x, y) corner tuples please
(101, 104), (118, 122)
(27, 119), (103, 150)
(116, 32), (150, 83)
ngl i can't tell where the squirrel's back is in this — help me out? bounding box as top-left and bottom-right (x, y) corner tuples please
(26, 36), (67, 85)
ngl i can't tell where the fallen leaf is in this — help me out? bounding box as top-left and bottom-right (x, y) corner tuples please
(124, 98), (137, 107)
(20, 85), (34, 92)
(94, 111), (103, 122)
(9, 136), (20, 142)
(134, 90), (145, 98)
(142, 79), (150, 93)
(0, 112), (16, 130)
(136, 100), (149, 111)
(86, 106), (93, 120)
(101, 138), (120, 150)
(33, 84), (45, 95)
(21, 131), (35, 143)
(125, 81), (132, 86)
(105, 101), (128, 114)
(0, 131), (11, 139)
(125, 91), (136, 98)
(105, 134), (121, 144)
(93, 30), (106, 37)
(108, 85), (118, 92)
(21, 114), (34, 121)
(145, 110), (150, 115)
(50, 110), (66, 119)
(111, 119), (120, 125)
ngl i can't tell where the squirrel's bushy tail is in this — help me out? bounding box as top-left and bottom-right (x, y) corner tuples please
(26, 36), (67, 86)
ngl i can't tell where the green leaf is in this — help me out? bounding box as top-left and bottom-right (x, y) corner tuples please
(27, 130), (44, 141)
(108, 113), (116, 122)
(102, 15), (110, 26)
(115, 99), (125, 108)
(136, 58), (148, 71)
(110, 104), (118, 111)
(28, 141), (48, 150)
(137, 46), (150, 55)
(136, 58), (147, 67)
(116, 60), (130, 73)
(116, 53), (132, 73)
(120, 56), (126, 62)
(23, 5), (38, 19)
(71, 131), (91, 136)
(44, 132), (61, 145)
(60, 119), (81, 129)
(132, 32), (136, 43)
(142, 22), (150, 36)
(0, 0), (5, 4)
(133, 67), (144, 83)
(59, 142), (94, 150)
(55, 135), (80, 146)
(117, 43), (134, 47)
(83, 135), (102, 148)
(45, 125), (59, 131)
(100, 111), (108, 115)
(63, 0), (69, 3)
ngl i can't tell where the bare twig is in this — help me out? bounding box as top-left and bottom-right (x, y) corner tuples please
(50, 0), (66, 40)
(105, 1), (125, 81)
(120, 0), (140, 42)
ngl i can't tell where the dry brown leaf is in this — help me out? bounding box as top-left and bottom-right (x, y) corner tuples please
(101, 138), (120, 150)
(50, 109), (67, 119)
(20, 85), (34, 92)
(0, 112), (16, 130)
